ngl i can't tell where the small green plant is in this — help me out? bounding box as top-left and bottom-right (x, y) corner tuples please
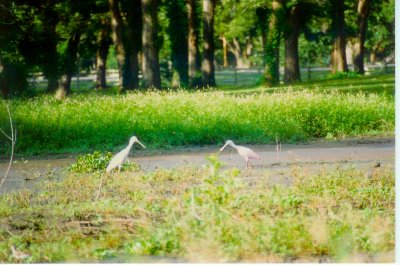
(120, 161), (141, 172)
(326, 71), (361, 80)
(69, 151), (113, 173)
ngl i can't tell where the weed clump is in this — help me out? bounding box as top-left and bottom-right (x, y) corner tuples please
(69, 151), (112, 173)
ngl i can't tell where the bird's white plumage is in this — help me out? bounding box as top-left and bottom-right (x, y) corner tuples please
(219, 140), (262, 168)
(106, 136), (145, 173)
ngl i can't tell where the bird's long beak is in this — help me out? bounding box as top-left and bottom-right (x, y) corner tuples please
(136, 140), (146, 149)
(219, 143), (228, 152)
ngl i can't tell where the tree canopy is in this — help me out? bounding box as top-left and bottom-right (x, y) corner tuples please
(0, 0), (394, 97)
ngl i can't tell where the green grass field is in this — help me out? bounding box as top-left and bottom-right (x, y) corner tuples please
(0, 74), (394, 156)
(0, 160), (394, 262)
(0, 74), (395, 262)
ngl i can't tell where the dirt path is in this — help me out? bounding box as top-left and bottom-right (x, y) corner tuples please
(0, 137), (395, 194)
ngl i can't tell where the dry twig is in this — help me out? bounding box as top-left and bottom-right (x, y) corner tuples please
(95, 173), (104, 200)
(0, 104), (16, 189)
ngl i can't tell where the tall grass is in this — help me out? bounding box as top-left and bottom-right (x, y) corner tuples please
(0, 87), (394, 155)
(0, 162), (394, 262)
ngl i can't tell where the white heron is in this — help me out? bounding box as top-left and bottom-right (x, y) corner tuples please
(219, 140), (262, 168)
(106, 136), (146, 173)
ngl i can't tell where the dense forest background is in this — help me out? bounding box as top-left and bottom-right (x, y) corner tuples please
(0, 0), (395, 98)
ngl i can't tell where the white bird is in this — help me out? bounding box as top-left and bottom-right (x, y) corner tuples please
(219, 140), (262, 168)
(11, 246), (30, 260)
(106, 136), (146, 173)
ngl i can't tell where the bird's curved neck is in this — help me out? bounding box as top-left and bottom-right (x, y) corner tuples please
(126, 141), (135, 150)
(228, 142), (238, 149)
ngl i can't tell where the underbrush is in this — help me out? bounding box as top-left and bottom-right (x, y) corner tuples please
(0, 161), (394, 262)
(0, 87), (394, 155)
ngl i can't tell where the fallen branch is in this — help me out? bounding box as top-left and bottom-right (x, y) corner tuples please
(0, 104), (16, 189)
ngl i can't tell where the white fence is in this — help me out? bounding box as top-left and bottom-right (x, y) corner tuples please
(28, 63), (395, 89)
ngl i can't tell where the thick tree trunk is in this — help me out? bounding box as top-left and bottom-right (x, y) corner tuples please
(167, 0), (188, 88)
(284, 5), (301, 83)
(201, 0), (216, 87)
(109, 0), (127, 90)
(142, 0), (161, 89)
(47, 78), (59, 93)
(125, 0), (142, 89)
(264, 1), (283, 86)
(55, 32), (81, 99)
(229, 38), (250, 68)
(0, 61), (28, 98)
(96, 28), (111, 89)
(331, 0), (348, 73)
(353, 0), (370, 74)
(0, 60), (7, 98)
(42, 4), (59, 93)
(256, 7), (268, 67)
(186, 0), (202, 87)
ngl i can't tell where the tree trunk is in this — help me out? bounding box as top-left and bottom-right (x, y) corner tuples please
(47, 78), (59, 93)
(141, 0), (161, 89)
(284, 5), (301, 83)
(40, 3), (60, 93)
(125, 0), (142, 89)
(369, 41), (382, 64)
(167, 0), (188, 88)
(256, 7), (268, 67)
(109, 0), (127, 91)
(221, 35), (228, 67)
(96, 28), (111, 89)
(201, 0), (216, 87)
(0, 61), (28, 98)
(229, 38), (250, 68)
(264, 1), (283, 86)
(353, 0), (370, 74)
(55, 32), (81, 99)
(0, 60), (7, 98)
(186, 0), (202, 87)
(331, 0), (348, 73)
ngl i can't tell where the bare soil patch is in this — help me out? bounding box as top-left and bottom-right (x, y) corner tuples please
(0, 137), (394, 194)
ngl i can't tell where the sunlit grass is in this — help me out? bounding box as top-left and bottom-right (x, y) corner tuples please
(0, 160), (394, 262)
(0, 78), (394, 155)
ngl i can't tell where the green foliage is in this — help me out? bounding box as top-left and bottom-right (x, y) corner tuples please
(69, 151), (112, 173)
(364, 0), (395, 60)
(298, 34), (331, 66)
(326, 71), (361, 80)
(0, 0), (395, 98)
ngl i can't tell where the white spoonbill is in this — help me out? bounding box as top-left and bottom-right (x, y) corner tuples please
(219, 140), (262, 168)
(106, 136), (146, 173)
